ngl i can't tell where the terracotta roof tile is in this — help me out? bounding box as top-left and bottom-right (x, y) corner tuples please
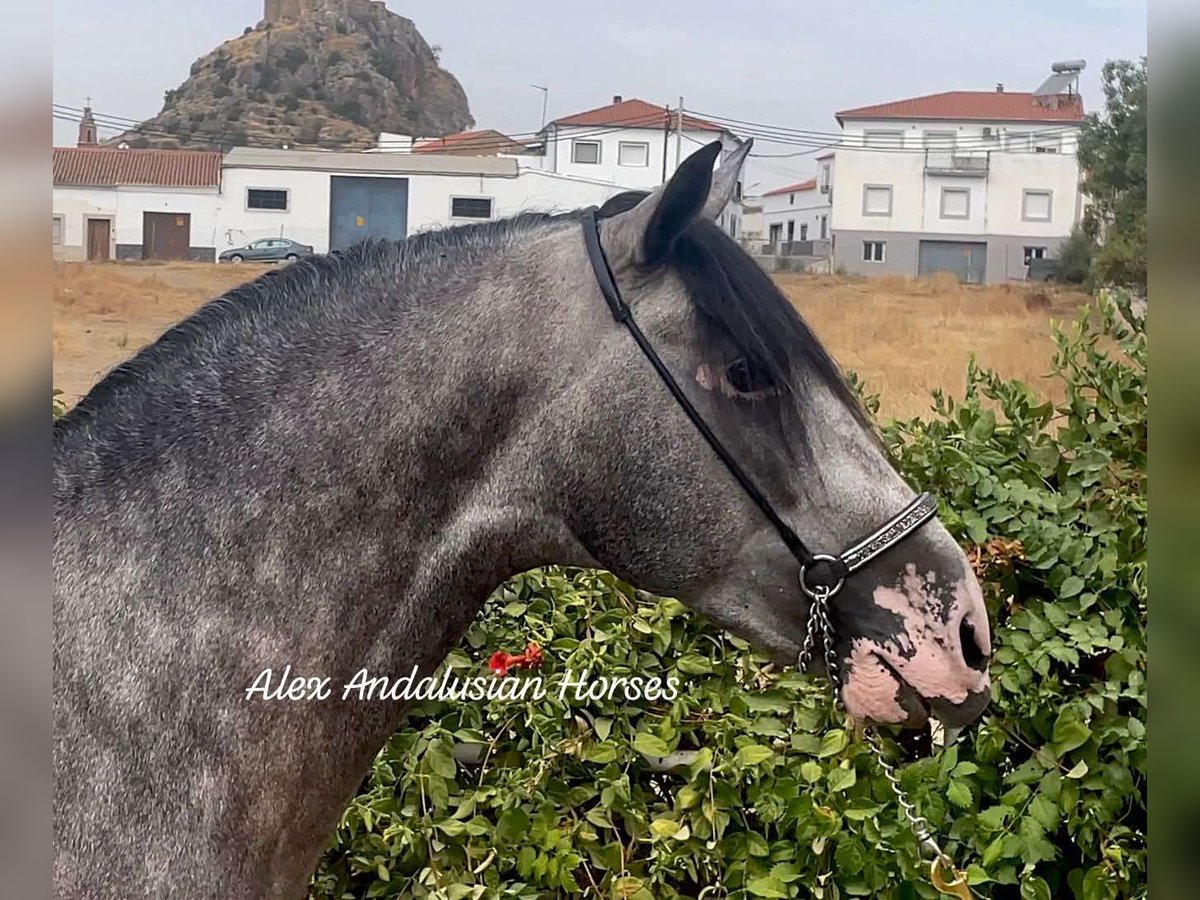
(551, 98), (724, 132)
(835, 91), (1084, 124)
(412, 129), (529, 156)
(763, 178), (817, 197)
(53, 147), (222, 188)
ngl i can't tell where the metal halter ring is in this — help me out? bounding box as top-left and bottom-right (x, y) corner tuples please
(798, 554), (845, 601)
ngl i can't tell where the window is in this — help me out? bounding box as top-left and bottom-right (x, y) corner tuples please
(572, 140), (601, 164)
(617, 141), (649, 167)
(52, 215), (63, 245)
(940, 187), (971, 219)
(450, 197), (494, 219)
(787, 220), (795, 242)
(1023, 246), (1048, 265)
(728, 215), (738, 238)
(819, 163), (831, 192)
(789, 193), (795, 205)
(1022, 189), (1053, 222)
(799, 223), (808, 241)
(768, 223), (783, 244)
(862, 184), (893, 217)
(1033, 133), (1060, 154)
(863, 241), (886, 262)
(864, 130), (904, 148)
(819, 215), (828, 239)
(246, 188), (289, 211)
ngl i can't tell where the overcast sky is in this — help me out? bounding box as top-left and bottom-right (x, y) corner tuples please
(53, 0), (1147, 188)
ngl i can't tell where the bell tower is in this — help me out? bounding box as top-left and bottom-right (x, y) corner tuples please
(77, 100), (98, 147)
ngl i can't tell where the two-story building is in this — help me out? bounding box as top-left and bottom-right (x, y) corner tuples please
(532, 96), (746, 236)
(761, 176), (832, 244)
(827, 87), (1085, 283)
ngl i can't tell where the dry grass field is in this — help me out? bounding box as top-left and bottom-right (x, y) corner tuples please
(53, 261), (1088, 421)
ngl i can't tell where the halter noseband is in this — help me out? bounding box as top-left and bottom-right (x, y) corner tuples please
(579, 206), (937, 602)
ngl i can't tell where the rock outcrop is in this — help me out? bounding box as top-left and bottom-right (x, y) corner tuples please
(118, 0), (473, 150)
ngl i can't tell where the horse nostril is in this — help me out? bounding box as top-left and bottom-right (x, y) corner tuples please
(959, 620), (988, 672)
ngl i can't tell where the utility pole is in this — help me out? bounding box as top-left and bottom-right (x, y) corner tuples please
(530, 84), (548, 130)
(675, 96), (684, 171)
(661, 103), (671, 183)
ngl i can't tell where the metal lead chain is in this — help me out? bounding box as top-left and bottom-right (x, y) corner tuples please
(797, 588), (972, 898)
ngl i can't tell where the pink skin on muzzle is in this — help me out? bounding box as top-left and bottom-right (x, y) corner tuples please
(841, 564), (991, 724)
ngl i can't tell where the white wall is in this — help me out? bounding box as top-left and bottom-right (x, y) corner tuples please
(53, 185), (220, 258)
(218, 167), (332, 251)
(830, 119), (1081, 238)
(761, 188), (831, 242)
(218, 165), (635, 253)
(540, 124), (739, 192)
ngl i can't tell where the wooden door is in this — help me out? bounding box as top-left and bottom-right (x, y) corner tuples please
(86, 218), (110, 261)
(142, 212), (191, 260)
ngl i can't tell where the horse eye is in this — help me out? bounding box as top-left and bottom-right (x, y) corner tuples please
(725, 358), (775, 394)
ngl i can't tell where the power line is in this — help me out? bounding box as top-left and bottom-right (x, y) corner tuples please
(682, 106), (1078, 154)
(53, 102), (682, 155)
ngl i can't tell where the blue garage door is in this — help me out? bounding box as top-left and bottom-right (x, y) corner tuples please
(329, 176), (409, 251)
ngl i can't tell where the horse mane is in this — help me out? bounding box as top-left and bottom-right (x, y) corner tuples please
(56, 201), (867, 442)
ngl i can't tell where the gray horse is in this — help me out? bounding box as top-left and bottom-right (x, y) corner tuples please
(53, 141), (991, 899)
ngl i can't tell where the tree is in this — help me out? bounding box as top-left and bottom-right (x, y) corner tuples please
(1077, 58), (1147, 290)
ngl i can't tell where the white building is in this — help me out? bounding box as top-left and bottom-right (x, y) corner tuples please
(54, 98), (751, 261)
(53, 146), (222, 262)
(219, 147), (684, 254)
(532, 96), (746, 236)
(760, 165), (834, 250)
(828, 85), (1085, 283)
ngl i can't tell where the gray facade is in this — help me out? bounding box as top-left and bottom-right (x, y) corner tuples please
(833, 230), (1067, 284)
(115, 244), (216, 262)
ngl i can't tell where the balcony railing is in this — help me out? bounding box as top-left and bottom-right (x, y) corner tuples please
(924, 150), (990, 176)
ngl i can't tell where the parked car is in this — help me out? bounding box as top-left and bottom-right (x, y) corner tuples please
(218, 238), (314, 263)
(1026, 257), (1059, 282)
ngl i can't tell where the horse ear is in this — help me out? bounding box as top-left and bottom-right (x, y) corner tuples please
(701, 137), (753, 220)
(600, 140), (724, 266)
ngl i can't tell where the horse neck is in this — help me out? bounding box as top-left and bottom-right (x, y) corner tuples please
(54, 235), (598, 897)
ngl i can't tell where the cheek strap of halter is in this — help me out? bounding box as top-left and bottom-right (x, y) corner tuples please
(580, 207), (937, 594)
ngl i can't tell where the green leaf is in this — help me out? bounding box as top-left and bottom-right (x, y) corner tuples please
(827, 764), (857, 792)
(817, 729), (849, 758)
(946, 780), (973, 808)
(632, 733), (671, 757)
(424, 740), (457, 779)
(495, 808), (530, 844)
(1051, 708), (1093, 756)
(735, 744), (775, 767)
(745, 876), (790, 898)
(649, 817), (680, 838)
(1060, 575), (1086, 598)
(676, 653), (713, 674)
(1066, 760), (1089, 779)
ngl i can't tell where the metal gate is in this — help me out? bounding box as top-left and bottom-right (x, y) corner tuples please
(329, 176), (408, 251)
(917, 240), (987, 284)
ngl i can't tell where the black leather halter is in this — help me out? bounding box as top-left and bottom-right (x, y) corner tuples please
(580, 206), (938, 600)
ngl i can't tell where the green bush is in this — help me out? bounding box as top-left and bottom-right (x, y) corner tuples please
(311, 294), (1146, 899)
(1055, 226), (1094, 287)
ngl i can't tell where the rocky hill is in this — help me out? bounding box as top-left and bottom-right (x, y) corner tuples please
(118, 0), (473, 150)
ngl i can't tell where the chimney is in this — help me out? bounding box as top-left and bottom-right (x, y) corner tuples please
(995, 83), (1004, 93)
(77, 104), (98, 147)
(612, 94), (622, 104)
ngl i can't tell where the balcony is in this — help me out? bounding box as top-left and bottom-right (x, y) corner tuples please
(924, 150), (990, 177)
